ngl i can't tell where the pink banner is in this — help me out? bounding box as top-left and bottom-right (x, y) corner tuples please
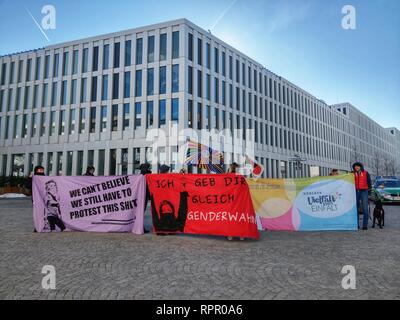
(32, 175), (146, 234)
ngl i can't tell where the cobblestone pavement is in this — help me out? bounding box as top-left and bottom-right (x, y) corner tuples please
(0, 198), (399, 300)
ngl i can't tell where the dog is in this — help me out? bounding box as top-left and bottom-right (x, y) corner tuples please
(372, 199), (385, 229)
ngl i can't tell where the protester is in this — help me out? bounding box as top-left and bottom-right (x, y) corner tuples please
(228, 162), (239, 174)
(140, 163), (152, 234)
(329, 169), (339, 176)
(30, 166), (46, 233)
(159, 164), (171, 174)
(84, 165), (95, 176)
(352, 162), (372, 230)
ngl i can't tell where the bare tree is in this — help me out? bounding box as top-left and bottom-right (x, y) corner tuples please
(382, 154), (394, 176)
(372, 151), (381, 176)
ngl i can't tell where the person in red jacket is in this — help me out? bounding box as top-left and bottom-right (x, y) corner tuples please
(352, 162), (372, 230)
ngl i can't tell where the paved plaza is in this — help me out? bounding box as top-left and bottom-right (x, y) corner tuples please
(0, 198), (399, 300)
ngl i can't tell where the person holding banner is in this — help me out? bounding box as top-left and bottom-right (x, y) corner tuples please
(352, 162), (372, 230)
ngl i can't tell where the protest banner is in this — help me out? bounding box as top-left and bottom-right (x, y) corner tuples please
(146, 174), (259, 239)
(32, 175), (146, 234)
(247, 174), (358, 231)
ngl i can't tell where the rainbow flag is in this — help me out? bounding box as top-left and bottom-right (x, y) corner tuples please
(184, 140), (225, 173)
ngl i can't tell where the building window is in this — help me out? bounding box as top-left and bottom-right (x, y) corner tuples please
(206, 43), (210, 69)
(59, 110), (65, 135)
(79, 108), (86, 134)
(40, 112), (46, 137)
(121, 148), (128, 175)
(135, 102), (142, 129)
(197, 70), (202, 98)
(123, 103), (130, 130)
(31, 113), (37, 137)
(42, 83), (49, 107)
(124, 71), (130, 98)
(22, 114), (28, 138)
(172, 31), (179, 59)
(61, 80), (67, 105)
(77, 151), (83, 175)
(112, 73), (119, 99)
(112, 104), (118, 131)
(69, 108), (76, 134)
(159, 66), (166, 94)
(4, 116), (10, 139)
(44, 56), (50, 78)
(71, 79), (77, 104)
(159, 99), (166, 126)
(113, 42), (120, 68)
(47, 152), (53, 175)
(50, 111), (56, 136)
(81, 78), (87, 103)
(98, 150), (105, 176)
(103, 44), (109, 70)
(125, 40), (131, 66)
(82, 48), (88, 73)
(172, 98), (179, 122)
(197, 102), (203, 130)
(214, 78), (219, 104)
(35, 57), (41, 80)
(214, 47), (219, 73)
(13, 115), (20, 138)
(160, 34), (167, 61)
(172, 64), (179, 93)
(147, 36), (155, 63)
(222, 81), (226, 106)
(56, 152), (63, 175)
(32, 84), (39, 109)
(51, 82), (57, 106)
(101, 105), (107, 132)
(133, 148), (141, 174)
(146, 101), (154, 128)
(135, 70), (142, 97)
(147, 68), (154, 95)
(222, 51), (226, 77)
(188, 99), (193, 128)
(61, 52), (68, 76)
(102, 75), (108, 101)
(188, 33), (193, 61)
(23, 86), (29, 109)
(188, 66), (193, 95)
(197, 38), (202, 65)
(136, 38), (143, 65)
(92, 46), (99, 72)
(90, 106), (96, 133)
(206, 105), (210, 130)
(206, 75), (210, 100)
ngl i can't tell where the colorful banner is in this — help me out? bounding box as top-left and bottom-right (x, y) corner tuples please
(247, 174), (358, 231)
(146, 174), (260, 239)
(32, 175), (146, 234)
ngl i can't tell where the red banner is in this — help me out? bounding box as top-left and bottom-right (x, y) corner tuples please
(146, 174), (259, 240)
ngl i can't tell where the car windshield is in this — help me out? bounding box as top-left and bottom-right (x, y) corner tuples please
(375, 180), (400, 188)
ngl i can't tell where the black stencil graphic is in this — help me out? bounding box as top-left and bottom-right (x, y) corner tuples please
(150, 188), (189, 233)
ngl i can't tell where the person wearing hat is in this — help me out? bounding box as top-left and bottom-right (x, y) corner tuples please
(83, 165), (95, 176)
(352, 162), (372, 230)
(159, 164), (171, 174)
